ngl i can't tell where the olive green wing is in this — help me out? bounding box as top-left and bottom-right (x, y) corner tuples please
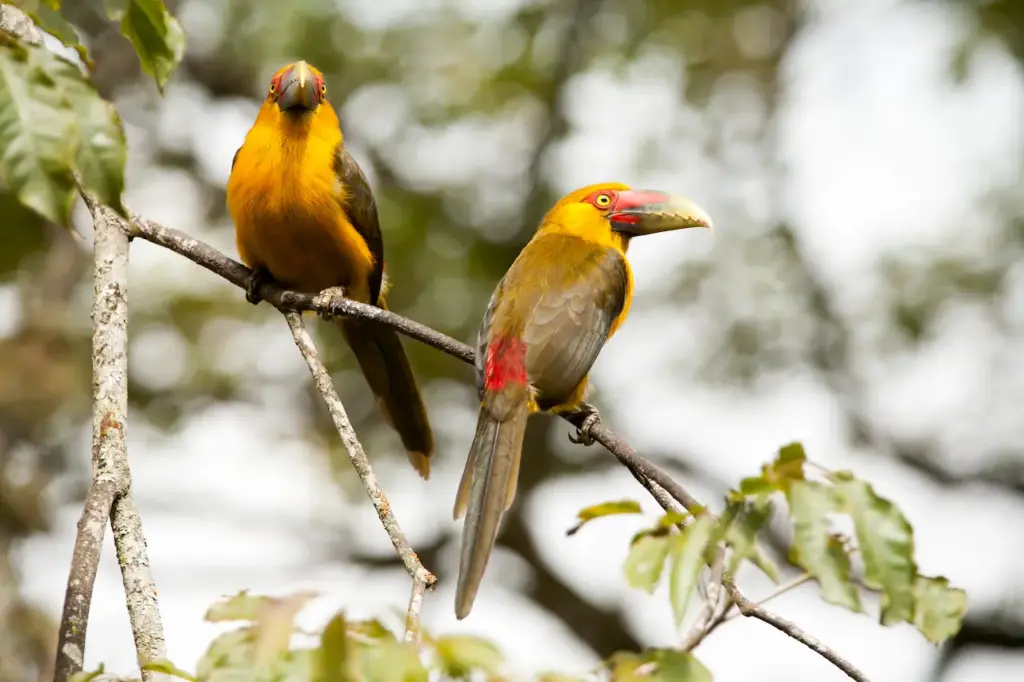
(333, 145), (385, 306)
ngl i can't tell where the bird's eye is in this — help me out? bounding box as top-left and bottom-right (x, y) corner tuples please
(320, 83), (327, 95)
(269, 84), (277, 95)
(595, 193), (612, 208)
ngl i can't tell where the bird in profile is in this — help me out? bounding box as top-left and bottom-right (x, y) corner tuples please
(226, 61), (434, 478)
(453, 182), (713, 619)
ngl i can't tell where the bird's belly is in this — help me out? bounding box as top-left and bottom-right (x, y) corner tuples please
(237, 203), (371, 302)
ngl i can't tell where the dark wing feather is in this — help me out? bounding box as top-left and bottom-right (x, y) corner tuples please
(231, 147), (239, 170)
(520, 242), (627, 408)
(333, 145), (385, 306)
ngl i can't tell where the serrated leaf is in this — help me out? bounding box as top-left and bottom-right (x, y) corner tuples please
(141, 659), (195, 680)
(723, 499), (779, 583)
(912, 575), (966, 644)
(24, 43), (126, 215)
(608, 649), (712, 681)
(831, 474), (916, 625)
(787, 481), (861, 611)
(668, 516), (715, 627)
(0, 38), (76, 225)
(315, 613), (348, 682)
(108, 0), (184, 92)
(434, 634), (504, 677)
(623, 533), (672, 593)
(567, 499), (643, 535)
(357, 640), (427, 682)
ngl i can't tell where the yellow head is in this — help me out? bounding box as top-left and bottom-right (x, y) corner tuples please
(256, 61), (337, 134)
(539, 182), (713, 249)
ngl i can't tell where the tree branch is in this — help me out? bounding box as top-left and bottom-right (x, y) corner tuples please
(724, 578), (869, 682)
(283, 312), (435, 643)
(55, 197), (169, 682)
(129, 218), (870, 679)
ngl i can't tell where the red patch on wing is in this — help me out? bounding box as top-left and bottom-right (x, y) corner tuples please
(484, 337), (528, 392)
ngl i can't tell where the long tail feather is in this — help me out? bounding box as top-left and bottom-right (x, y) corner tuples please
(454, 402), (528, 619)
(337, 315), (434, 478)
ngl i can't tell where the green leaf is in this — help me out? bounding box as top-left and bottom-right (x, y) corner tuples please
(656, 511), (689, 529)
(668, 516), (715, 626)
(205, 591), (275, 622)
(315, 613), (348, 682)
(348, 618), (397, 642)
(722, 499), (779, 583)
(196, 628), (256, 678)
(0, 189), (46, 278)
(831, 473), (916, 625)
(24, 42), (126, 215)
(356, 640), (428, 682)
(567, 499), (643, 535)
(768, 442), (806, 487)
(737, 475), (776, 497)
(623, 533), (672, 593)
(252, 591), (317, 664)
(105, 0), (185, 92)
(12, 0), (92, 65)
(434, 634), (504, 677)
(787, 481), (861, 611)
(141, 659), (195, 680)
(912, 575), (967, 644)
(0, 38), (76, 226)
(608, 649), (713, 682)
(268, 650), (314, 682)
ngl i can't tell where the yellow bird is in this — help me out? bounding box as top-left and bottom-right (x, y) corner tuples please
(454, 182), (713, 618)
(226, 61), (434, 478)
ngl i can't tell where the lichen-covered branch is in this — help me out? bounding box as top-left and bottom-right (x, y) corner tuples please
(130, 218), (870, 679)
(284, 312), (435, 642)
(53, 196), (169, 682)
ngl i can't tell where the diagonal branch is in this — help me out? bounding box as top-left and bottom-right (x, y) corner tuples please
(54, 196), (169, 682)
(284, 312), (435, 643)
(129, 218), (870, 680)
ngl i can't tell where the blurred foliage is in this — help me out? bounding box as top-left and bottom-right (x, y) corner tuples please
(67, 444), (966, 680)
(0, 0), (1022, 679)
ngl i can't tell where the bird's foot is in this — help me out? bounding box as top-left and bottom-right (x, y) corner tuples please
(568, 405), (601, 446)
(314, 286), (348, 321)
(245, 266), (272, 305)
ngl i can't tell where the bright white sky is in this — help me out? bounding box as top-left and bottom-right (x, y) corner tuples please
(13, 0), (1024, 680)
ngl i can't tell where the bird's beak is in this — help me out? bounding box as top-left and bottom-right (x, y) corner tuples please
(608, 189), (714, 236)
(277, 61), (318, 113)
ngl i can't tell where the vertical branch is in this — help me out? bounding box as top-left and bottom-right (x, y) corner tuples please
(284, 312), (435, 643)
(54, 199), (169, 682)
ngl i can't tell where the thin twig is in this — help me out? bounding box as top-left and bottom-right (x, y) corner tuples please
(284, 313), (435, 629)
(130, 219), (869, 679)
(55, 198), (169, 682)
(725, 577), (870, 682)
(404, 578), (428, 644)
(680, 547), (726, 651)
(723, 573), (812, 623)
